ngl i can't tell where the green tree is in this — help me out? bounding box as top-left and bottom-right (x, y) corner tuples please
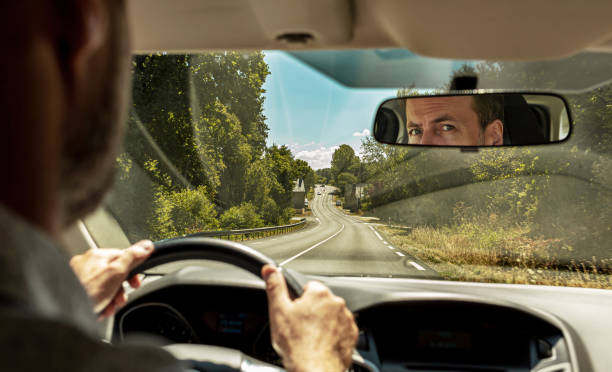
(190, 52), (271, 159)
(293, 159), (315, 192)
(315, 174), (328, 185)
(315, 168), (333, 185)
(129, 54), (221, 194)
(199, 100), (252, 209)
(264, 145), (298, 223)
(189, 52), (271, 208)
(129, 52), (271, 203)
(331, 145), (360, 182)
(336, 172), (358, 194)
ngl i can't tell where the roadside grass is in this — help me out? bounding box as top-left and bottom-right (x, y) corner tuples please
(378, 219), (612, 289)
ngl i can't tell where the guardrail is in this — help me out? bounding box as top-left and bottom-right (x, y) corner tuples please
(188, 218), (307, 241)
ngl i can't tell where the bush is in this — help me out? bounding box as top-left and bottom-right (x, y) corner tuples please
(279, 207), (295, 225)
(360, 199), (372, 211)
(259, 197), (280, 225)
(257, 197), (295, 226)
(220, 202), (264, 230)
(148, 186), (219, 240)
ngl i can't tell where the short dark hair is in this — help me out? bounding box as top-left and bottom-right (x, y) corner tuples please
(472, 94), (504, 130)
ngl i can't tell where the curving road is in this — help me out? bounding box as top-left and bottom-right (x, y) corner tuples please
(245, 186), (438, 278)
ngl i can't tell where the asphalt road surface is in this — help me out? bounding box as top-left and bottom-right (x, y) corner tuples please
(244, 186), (438, 278)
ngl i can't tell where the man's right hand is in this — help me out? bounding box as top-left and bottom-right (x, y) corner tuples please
(262, 265), (358, 372)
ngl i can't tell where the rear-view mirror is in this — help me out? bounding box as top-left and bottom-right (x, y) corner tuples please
(373, 93), (571, 147)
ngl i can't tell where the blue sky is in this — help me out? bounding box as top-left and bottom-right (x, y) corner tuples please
(262, 51), (396, 169)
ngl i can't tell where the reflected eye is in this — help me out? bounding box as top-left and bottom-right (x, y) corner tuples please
(441, 124), (455, 131)
(408, 128), (423, 136)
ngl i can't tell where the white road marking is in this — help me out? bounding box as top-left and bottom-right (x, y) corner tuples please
(368, 225), (374, 231)
(316, 218), (320, 222)
(395, 252), (405, 257)
(369, 225), (383, 240)
(251, 242), (261, 245)
(409, 261), (426, 271)
(383, 241), (388, 245)
(388, 246), (395, 250)
(279, 224), (346, 266)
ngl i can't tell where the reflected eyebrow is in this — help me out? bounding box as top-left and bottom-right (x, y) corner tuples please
(408, 115), (459, 127)
(432, 114), (458, 123)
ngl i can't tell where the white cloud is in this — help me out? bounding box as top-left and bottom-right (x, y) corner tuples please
(293, 145), (339, 170)
(286, 141), (315, 152)
(352, 128), (371, 137)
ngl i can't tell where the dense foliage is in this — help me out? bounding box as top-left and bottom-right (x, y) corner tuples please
(110, 53), (313, 241)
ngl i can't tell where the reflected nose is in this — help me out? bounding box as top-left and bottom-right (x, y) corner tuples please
(420, 128), (442, 145)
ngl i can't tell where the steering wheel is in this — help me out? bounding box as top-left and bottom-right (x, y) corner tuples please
(128, 237), (308, 297)
(126, 237), (377, 372)
(125, 237), (308, 371)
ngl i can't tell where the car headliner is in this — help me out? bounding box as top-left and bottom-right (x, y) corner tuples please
(127, 0), (612, 60)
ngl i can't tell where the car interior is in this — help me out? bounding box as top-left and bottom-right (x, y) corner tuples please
(59, 1), (612, 372)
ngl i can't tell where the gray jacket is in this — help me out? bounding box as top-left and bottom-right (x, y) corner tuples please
(0, 205), (183, 372)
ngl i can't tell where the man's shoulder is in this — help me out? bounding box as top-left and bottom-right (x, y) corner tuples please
(0, 311), (182, 372)
(0, 204), (99, 334)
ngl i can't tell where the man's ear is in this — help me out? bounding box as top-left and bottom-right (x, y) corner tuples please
(484, 120), (504, 146)
(56, 0), (108, 95)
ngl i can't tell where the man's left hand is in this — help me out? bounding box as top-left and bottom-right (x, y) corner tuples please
(70, 240), (154, 319)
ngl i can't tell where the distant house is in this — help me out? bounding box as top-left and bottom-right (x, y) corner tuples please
(292, 178), (306, 212)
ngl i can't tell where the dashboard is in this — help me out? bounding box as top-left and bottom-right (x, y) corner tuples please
(111, 265), (612, 372)
(356, 303), (568, 371)
(115, 285), (281, 365)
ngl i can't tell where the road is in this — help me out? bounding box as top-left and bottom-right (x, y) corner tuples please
(244, 186), (438, 278)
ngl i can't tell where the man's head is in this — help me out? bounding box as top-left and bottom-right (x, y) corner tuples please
(0, 0), (130, 236)
(404, 95), (504, 146)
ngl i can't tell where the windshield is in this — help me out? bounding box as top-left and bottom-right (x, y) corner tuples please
(98, 49), (612, 289)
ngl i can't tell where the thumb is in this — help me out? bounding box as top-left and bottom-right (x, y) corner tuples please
(118, 240), (154, 272)
(262, 265), (291, 312)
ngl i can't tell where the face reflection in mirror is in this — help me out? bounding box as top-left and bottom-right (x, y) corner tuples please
(405, 96), (504, 146)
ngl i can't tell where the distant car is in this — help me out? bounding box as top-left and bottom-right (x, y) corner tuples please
(317, 192), (321, 195)
(336, 200), (342, 206)
(304, 199), (309, 207)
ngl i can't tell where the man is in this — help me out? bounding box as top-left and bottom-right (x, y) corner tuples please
(0, 1), (357, 371)
(405, 95), (504, 146)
